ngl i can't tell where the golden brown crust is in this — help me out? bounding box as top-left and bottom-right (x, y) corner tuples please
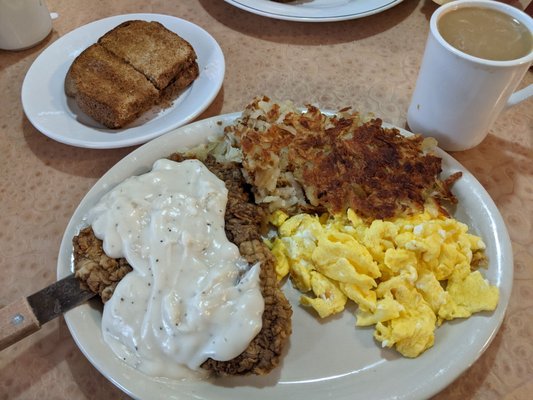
(292, 117), (460, 219)
(226, 98), (461, 220)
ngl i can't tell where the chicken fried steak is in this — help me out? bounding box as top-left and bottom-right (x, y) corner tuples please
(73, 155), (292, 376)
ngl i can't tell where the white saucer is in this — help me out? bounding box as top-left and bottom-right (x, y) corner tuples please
(21, 14), (225, 149)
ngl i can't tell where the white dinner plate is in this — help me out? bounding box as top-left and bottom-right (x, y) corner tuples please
(21, 14), (225, 149)
(224, 0), (404, 22)
(58, 112), (512, 400)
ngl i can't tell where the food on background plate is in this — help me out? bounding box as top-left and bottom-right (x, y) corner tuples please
(72, 96), (499, 380)
(65, 20), (199, 129)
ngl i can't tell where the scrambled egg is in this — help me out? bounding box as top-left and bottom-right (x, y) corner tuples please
(268, 206), (499, 358)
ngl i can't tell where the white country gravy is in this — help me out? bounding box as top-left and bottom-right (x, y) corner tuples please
(86, 159), (264, 379)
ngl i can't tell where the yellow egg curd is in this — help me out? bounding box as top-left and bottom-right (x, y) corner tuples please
(267, 205), (499, 358)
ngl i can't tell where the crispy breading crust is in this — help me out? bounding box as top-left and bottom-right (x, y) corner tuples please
(72, 155), (292, 376)
(73, 227), (132, 302)
(170, 154), (292, 376)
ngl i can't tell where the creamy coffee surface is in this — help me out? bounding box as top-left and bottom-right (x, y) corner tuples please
(438, 7), (532, 61)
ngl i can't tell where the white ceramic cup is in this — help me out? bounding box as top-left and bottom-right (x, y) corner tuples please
(407, 0), (533, 152)
(0, 0), (52, 51)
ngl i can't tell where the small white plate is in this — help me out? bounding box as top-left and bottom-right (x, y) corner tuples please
(21, 14), (225, 149)
(224, 0), (404, 22)
(58, 113), (512, 400)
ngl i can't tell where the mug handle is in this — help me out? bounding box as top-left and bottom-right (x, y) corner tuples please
(506, 84), (533, 108)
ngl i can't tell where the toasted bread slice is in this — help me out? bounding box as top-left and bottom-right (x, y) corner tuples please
(65, 44), (159, 129)
(98, 20), (198, 91)
(65, 20), (199, 129)
(159, 60), (200, 106)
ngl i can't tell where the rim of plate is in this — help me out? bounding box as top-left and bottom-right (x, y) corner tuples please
(223, 0), (404, 22)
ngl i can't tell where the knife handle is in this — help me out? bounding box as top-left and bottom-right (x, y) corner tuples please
(0, 298), (41, 351)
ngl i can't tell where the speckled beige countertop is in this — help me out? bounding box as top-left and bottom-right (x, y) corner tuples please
(0, 0), (532, 399)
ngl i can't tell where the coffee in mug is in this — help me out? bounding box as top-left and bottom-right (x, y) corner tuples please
(438, 7), (532, 61)
(407, 0), (533, 152)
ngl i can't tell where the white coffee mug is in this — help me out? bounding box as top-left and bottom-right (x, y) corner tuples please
(407, 0), (533, 152)
(0, 0), (52, 51)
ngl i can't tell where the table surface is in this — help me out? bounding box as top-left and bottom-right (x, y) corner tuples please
(0, 1), (532, 399)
